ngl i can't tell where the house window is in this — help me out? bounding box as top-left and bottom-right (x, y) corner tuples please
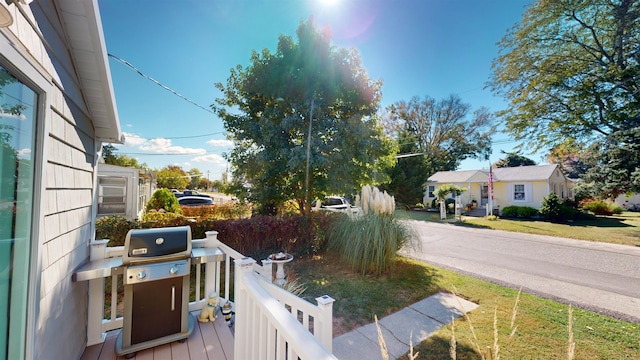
(514, 184), (526, 201)
(428, 185), (435, 198)
(0, 64), (38, 359)
(561, 184), (565, 198)
(98, 177), (127, 216)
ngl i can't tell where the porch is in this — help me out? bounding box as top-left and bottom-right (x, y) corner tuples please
(80, 310), (234, 360)
(74, 231), (336, 360)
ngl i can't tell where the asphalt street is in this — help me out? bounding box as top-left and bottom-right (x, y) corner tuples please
(401, 220), (640, 323)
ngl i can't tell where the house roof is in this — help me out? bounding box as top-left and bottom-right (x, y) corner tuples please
(492, 164), (559, 181)
(57, 0), (122, 143)
(427, 164), (561, 183)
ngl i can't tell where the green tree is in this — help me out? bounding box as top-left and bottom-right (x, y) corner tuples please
(102, 144), (147, 169)
(187, 168), (203, 189)
(156, 165), (189, 189)
(494, 151), (537, 168)
(489, 0), (640, 194)
(547, 140), (592, 179)
(381, 95), (495, 205)
(214, 19), (396, 215)
(145, 188), (182, 214)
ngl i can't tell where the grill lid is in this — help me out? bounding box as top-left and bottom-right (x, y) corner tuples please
(123, 226), (192, 264)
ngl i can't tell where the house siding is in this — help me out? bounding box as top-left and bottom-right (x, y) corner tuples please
(5, 2), (99, 359)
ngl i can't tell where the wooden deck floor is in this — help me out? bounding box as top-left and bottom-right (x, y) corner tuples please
(80, 312), (234, 360)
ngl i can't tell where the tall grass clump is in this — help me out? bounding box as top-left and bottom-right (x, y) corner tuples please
(327, 186), (415, 275)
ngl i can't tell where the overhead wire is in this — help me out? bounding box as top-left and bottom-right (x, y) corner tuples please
(108, 53), (215, 114)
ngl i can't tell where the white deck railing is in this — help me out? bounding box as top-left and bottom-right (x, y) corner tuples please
(83, 230), (336, 360)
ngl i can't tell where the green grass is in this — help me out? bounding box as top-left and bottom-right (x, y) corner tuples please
(291, 255), (640, 359)
(397, 210), (640, 247)
(293, 254), (440, 333)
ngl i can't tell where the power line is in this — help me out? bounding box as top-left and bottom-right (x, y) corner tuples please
(108, 53), (215, 114)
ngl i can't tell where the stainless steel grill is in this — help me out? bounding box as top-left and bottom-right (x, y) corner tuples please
(115, 226), (195, 358)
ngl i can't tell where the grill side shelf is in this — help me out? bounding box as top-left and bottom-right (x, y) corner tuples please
(191, 247), (225, 264)
(72, 257), (124, 282)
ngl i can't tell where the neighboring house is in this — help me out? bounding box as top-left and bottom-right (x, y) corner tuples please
(0, 1), (122, 359)
(97, 163), (156, 220)
(614, 193), (640, 210)
(424, 164), (574, 212)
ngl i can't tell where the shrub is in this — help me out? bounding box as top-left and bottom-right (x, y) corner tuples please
(430, 197), (455, 211)
(502, 206), (539, 218)
(95, 216), (138, 246)
(327, 213), (414, 275)
(414, 202), (425, 209)
(580, 199), (624, 215)
(146, 188), (182, 214)
(501, 206), (519, 218)
(181, 202), (252, 219)
(95, 212), (337, 259)
(330, 185), (416, 275)
(539, 193), (562, 222)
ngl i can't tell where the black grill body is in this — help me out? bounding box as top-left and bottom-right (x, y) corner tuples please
(115, 226), (195, 357)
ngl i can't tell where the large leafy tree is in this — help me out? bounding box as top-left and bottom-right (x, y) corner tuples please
(214, 19), (396, 215)
(102, 144), (147, 169)
(381, 95), (495, 205)
(494, 151), (537, 168)
(489, 0), (640, 196)
(156, 165), (189, 189)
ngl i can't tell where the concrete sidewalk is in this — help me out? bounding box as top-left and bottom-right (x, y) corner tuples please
(332, 292), (478, 360)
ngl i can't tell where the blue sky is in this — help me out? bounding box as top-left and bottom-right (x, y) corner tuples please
(98, 0), (537, 181)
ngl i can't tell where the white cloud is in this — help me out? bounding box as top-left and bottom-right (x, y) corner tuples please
(0, 111), (26, 121)
(192, 154), (226, 164)
(126, 124), (133, 128)
(183, 162), (191, 167)
(139, 138), (206, 155)
(207, 139), (234, 147)
(16, 148), (31, 156)
(123, 132), (147, 147)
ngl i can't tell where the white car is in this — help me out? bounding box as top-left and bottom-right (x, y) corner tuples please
(312, 196), (361, 214)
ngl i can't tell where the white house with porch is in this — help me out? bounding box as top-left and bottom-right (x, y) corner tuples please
(424, 164), (575, 215)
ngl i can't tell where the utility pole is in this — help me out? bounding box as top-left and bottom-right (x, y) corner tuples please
(305, 98), (314, 214)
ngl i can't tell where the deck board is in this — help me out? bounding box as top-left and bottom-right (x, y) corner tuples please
(81, 311), (233, 360)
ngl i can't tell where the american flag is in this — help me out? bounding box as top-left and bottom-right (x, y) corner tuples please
(489, 166), (494, 201)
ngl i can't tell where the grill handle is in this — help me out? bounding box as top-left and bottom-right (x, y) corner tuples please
(171, 285), (175, 311)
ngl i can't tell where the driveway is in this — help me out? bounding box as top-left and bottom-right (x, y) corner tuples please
(401, 220), (640, 323)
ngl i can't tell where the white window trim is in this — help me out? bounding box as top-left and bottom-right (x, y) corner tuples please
(508, 182), (532, 202)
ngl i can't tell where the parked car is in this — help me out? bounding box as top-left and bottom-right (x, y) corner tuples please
(177, 196), (214, 206)
(312, 196), (361, 214)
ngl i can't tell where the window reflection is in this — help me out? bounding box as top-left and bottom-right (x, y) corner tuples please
(0, 64), (37, 360)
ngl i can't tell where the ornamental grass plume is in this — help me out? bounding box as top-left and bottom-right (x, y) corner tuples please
(356, 185), (395, 215)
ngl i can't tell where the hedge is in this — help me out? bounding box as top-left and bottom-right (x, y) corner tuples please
(95, 212), (338, 260)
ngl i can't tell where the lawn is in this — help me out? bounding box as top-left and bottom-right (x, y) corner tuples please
(397, 210), (640, 247)
(291, 254), (640, 359)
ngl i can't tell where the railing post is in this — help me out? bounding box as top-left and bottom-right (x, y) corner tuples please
(256, 258), (274, 283)
(315, 295), (335, 352)
(234, 257), (256, 360)
(86, 239), (109, 345)
(203, 231), (221, 298)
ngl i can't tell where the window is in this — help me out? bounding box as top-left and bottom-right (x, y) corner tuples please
(428, 185), (435, 198)
(0, 64), (38, 360)
(514, 184), (526, 200)
(98, 177), (127, 216)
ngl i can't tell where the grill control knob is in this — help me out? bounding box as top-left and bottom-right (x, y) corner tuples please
(136, 270), (147, 280)
(170, 265), (179, 275)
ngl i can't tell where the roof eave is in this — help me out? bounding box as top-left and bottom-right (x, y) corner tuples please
(57, 0), (123, 144)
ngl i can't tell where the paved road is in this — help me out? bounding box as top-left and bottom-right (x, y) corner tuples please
(401, 220), (640, 323)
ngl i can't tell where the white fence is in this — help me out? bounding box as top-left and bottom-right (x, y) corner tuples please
(82, 230), (336, 359)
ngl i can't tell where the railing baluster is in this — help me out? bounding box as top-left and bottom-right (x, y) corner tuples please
(195, 263), (201, 302)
